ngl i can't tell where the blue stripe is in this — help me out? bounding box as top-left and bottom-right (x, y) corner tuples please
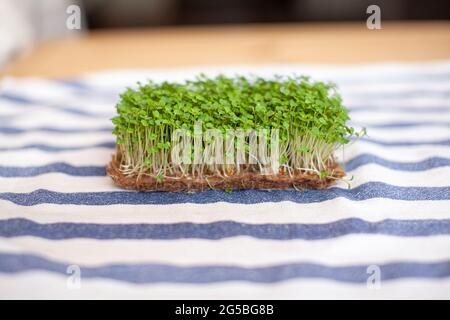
(1, 183), (449, 205)
(345, 90), (450, 99)
(0, 115), (19, 122)
(0, 252), (449, 283)
(344, 154), (450, 171)
(1, 218), (450, 240)
(351, 121), (450, 128)
(51, 79), (119, 98)
(349, 106), (450, 113)
(361, 138), (450, 146)
(1, 155), (449, 177)
(0, 126), (112, 134)
(53, 79), (97, 91)
(0, 163), (106, 177)
(0, 93), (113, 118)
(0, 142), (115, 152)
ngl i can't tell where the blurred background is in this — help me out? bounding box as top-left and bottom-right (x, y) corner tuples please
(84, 0), (450, 27)
(1, 0), (449, 70)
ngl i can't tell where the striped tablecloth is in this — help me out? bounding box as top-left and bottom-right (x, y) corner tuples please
(1, 62), (450, 299)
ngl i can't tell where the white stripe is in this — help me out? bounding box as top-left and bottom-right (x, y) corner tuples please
(8, 105), (450, 129)
(0, 272), (448, 299)
(337, 165), (450, 187)
(338, 144), (450, 163)
(4, 80), (450, 108)
(354, 127), (450, 141)
(1, 78), (116, 104)
(0, 149), (113, 166)
(3, 93), (450, 119)
(3, 125), (450, 145)
(3, 100), (450, 129)
(0, 175), (120, 192)
(1, 164), (449, 193)
(1, 143), (450, 167)
(0, 103), (24, 115)
(0, 98), (115, 115)
(3, 88), (449, 116)
(77, 61), (450, 88)
(0, 132), (113, 148)
(1, 235), (450, 267)
(346, 97), (450, 108)
(350, 111), (450, 124)
(7, 61), (448, 93)
(1, 198), (449, 224)
(340, 81), (450, 94)
(0, 131), (448, 151)
(5, 111), (112, 128)
(1, 78), (88, 100)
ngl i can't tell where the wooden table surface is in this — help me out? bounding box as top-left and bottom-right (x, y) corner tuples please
(3, 21), (450, 78)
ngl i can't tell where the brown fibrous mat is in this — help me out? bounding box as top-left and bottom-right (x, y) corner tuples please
(107, 152), (345, 192)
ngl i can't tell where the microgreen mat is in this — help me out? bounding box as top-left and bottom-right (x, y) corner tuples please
(112, 75), (362, 180)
